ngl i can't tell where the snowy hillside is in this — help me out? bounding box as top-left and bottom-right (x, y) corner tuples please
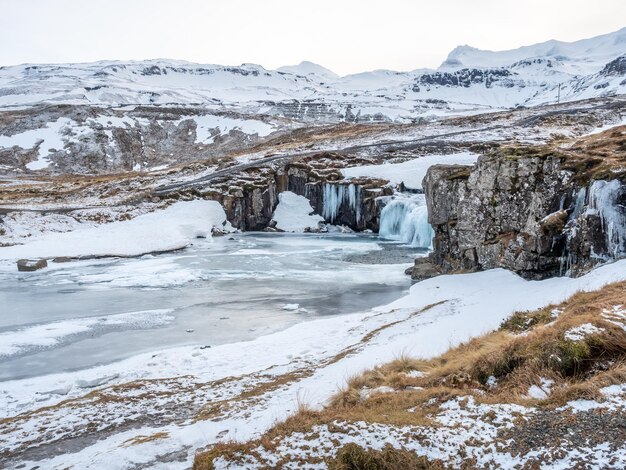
(276, 61), (339, 79)
(0, 28), (623, 122)
(440, 27), (626, 74)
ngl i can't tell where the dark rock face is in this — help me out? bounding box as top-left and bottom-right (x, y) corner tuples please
(184, 157), (393, 232)
(417, 68), (514, 89)
(600, 55), (626, 76)
(0, 105), (274, 174)
(423, 151), (626, 279)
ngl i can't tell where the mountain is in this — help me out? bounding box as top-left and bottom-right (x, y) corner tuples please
(440, 27), (626, 75)
(0, 29), (623, 126)
(276, 61), (339, 79)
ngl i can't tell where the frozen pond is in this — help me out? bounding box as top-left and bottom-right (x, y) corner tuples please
(0, 232), (422, 381)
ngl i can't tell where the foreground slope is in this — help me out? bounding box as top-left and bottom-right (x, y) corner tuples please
(195, 278), (626, 469)
(2, 258), (626, 469)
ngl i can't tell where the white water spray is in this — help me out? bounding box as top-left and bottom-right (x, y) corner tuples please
(379, 194), (434, 248)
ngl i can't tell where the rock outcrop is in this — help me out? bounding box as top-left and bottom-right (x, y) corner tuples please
(422, 135), (626, 279)
(166, 152), (393, 231)
(17, 258), (48, 272)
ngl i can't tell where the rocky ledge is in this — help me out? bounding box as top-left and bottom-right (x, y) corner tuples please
(161, 152), (393, 231)
(418, 126), (626, 279)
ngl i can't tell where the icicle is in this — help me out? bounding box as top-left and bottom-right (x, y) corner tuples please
(379, 194), (434, 248)
(321, 183), (363, 224)
(570, 187), (587, 220)
(588, 180), (625, 259)
(322, 183), (338, 222)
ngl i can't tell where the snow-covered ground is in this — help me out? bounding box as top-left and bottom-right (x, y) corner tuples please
(341, 152), (479, 190)
(3, 255), (626, 469)
(0, 200), (231, 262)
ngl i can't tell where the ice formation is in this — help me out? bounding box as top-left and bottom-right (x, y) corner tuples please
(378, 194), (433, 248)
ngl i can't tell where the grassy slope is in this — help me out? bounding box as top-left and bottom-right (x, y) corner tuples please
(194, 280), (626, 469)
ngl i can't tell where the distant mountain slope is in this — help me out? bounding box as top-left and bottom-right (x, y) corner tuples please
(440, 27), (626, 75)
(276, 61), (339, 79)
(0, 29), (623, 123)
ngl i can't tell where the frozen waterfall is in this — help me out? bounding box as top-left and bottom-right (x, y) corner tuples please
(322, 183), (361, 223)
(379, 194), (434, 248)
(588, 180), (626, 258)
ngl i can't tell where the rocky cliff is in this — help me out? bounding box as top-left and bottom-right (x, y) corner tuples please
(420, 126), (626, 279)
(161, 152), (393, 231)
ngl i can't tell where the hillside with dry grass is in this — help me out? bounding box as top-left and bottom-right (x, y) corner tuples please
(195, 281), (626, 469)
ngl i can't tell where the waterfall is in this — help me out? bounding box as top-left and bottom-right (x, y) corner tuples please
(379, 194), (434, 248)
(587, 180), (626, 259)
(322, 183), (361, 223)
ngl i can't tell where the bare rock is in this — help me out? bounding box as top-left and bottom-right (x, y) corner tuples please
(407, 258), (442, 281)
(422, 148), (626, 279)
(17, 258), (48, 272)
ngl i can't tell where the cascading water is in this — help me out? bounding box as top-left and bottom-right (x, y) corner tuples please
(587, 180), (626, 259)
(378, 194), (434, 248)
(322, 183), (361, 223)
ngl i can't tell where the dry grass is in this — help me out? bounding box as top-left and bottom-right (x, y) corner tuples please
(328, 443), (447, 470)
(194, 280), (626, 469)
(560, 125), (626, 181)
(122, 431), (170, 447)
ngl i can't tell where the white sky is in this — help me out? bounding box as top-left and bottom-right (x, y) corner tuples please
(0, 0), (624, 75)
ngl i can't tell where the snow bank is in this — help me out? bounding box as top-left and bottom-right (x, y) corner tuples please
(0, 200), (231, 262)
(341, 152), (479, 190)
(271, 191), (323, 232)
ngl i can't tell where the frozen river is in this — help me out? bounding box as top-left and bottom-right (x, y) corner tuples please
(0, 233), (422, 381)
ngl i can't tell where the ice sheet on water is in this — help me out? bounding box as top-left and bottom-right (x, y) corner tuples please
(0, 309), (174, 358)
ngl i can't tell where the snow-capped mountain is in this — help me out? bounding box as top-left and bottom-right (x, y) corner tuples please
(276, 61), (339, 80)
(440, 27), (626, 75)
(0, 28), (623, 124)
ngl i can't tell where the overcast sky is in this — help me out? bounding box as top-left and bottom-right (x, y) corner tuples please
(1, 0), (624, 75)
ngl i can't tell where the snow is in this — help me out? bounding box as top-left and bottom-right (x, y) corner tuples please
(0, 28), (623, 119)
(271, 191), (324, 232)
(404, 370), (427, 379)
(0, 117), (74, 170)
(359, 386), (395, 400)
(582, 116), (626, 136)
(0, 200), (231, 262)
(341, 152), (479, 190)
(440, 26), (626, 74)
(526, 378), (555, 400)
(4, 258), (626, 468)
(564, 323), (605, 341)
(601, 305), (626, 331)
(276, 61), (339, 79)
(177, 114), (276, 143)
(282, 304), (300, 311)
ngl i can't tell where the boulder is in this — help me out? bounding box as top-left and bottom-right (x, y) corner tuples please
(17, 258), (48, 272)
(407, 258), (442, 281)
